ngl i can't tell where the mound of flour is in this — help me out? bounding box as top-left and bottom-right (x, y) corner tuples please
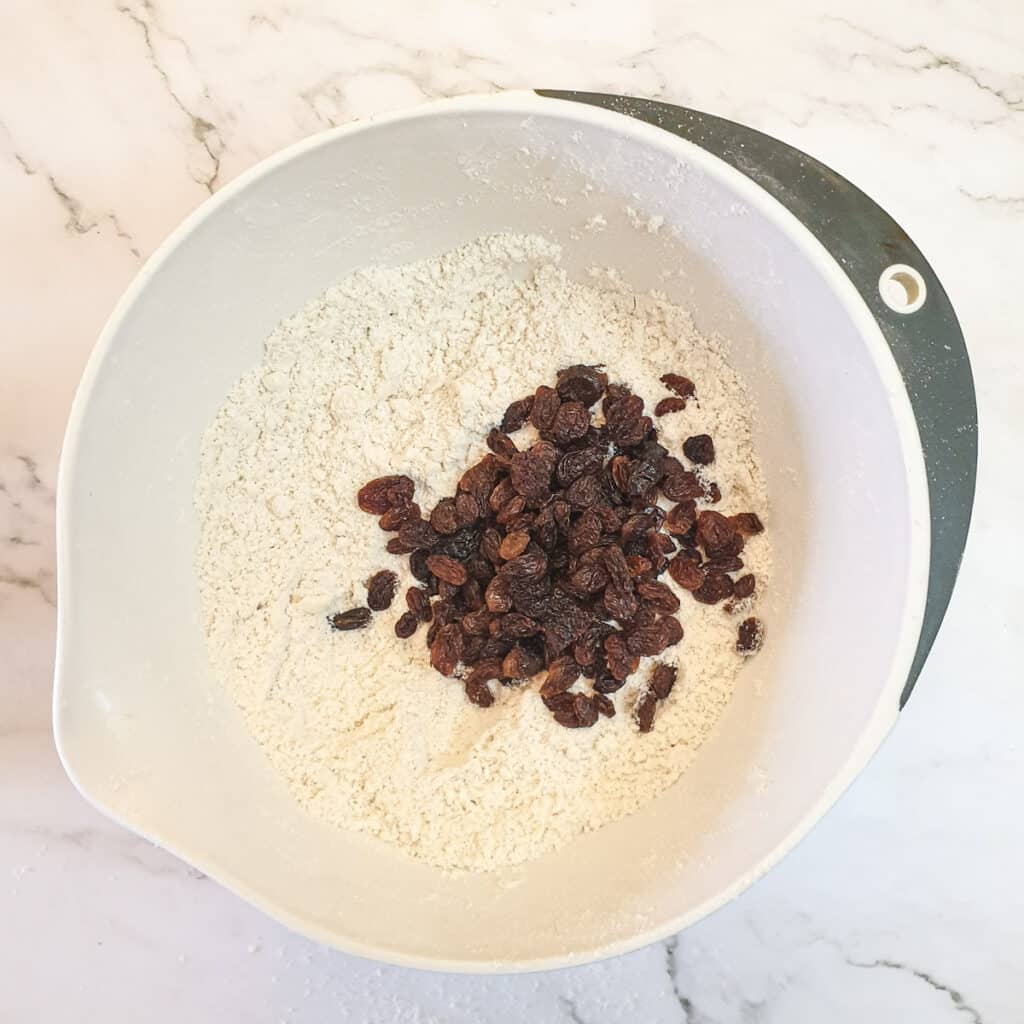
(195, 233), (770, 873)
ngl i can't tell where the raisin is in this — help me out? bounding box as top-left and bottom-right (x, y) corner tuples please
(398, 518), (440, 551)
(465, 674), (496, 708)
(604, 633), (639, 681)
(540, 656), (580, 698)
(592, 692), (616, 717)
(386, 536), (416, 555)
(499, 548), (548, 579)
(484, 427), (516, 459)
(604, 583), (638, 623)
(328, 607), (372, 631)
(425, 554), (468, 585)
(568, 563), (608, 594)
(429, 498), (460, 535)
(737, 616), (764, 654)
(488, 477), (517, 513)
(551, 401), (590, 444)
(484, 575), (513, 613)
(556, 364), (608, 406)
(430, 623), (463, 676)
(365, 570), (398, 611)
(409, 548), (433, 584)
(730, 512), (765, 536)
(606, 394), (645, 447)
(705, 481), (722, 504)
(705, 555), (744, 574)
(661, 467), (703, 502)
(406, 587), (433, 622)
(510, 441), (557, 500)
(693, 573), (734, 605)
(394, 611), (419, 638)
(502, 395), (534, 433)
(502, 644), (543, 680)
(379, 500), (421, 531)
(660, 374), (696, 401)
(665, 500), (697, 536)
(357, 475), (414, 515)
(636, 580), (680, 613)
(695, 510), (737, 555)
(593, 674), (625, 694)
(626, 555), (652, 577)
(566, 472), (602, 509)
(634, 688), (658, 733)
(603, 546), (632, 591)
(733, 574), (756, 600)
(557, 446), (605, 487)
(495, 495), (527, 526)
(654, 396), (688, 416)
(668, 555), (704, 591)
(461, 608), (492, 636)
(497, 530), (529, 560)
(530, 385), (561, 432)
(647, 662), (675, 700)
(627, 624), (667, 657)
(572, 692), (599, 728)
(683, 434), (715, 465)
(495, 613), (540, 640)
(609, 455), (631, 495)
(659, 615), (684, 647)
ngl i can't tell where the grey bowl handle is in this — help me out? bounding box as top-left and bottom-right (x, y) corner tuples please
(538, 90), (978, 707)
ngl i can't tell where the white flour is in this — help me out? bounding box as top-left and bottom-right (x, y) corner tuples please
(195, 233), (770, 873)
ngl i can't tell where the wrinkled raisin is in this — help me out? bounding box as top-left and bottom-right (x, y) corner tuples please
(654, 396), (688, 416)
(430, 623), (463, 676)
(426, 554), (468, 585)
(592, 692), (616, 717)
(530, 385), (561, 432)
(659, 615), (684, 647)
(510, 441), (557, 500)
(379, 500), (421, 531)
(665, 500), (697, 536)
(556, 364), (608, 406)
(730, 512), (765, 536)
(328, 607), (372, 631)
(486, 428), (518, 458)
(365, 570), (398, 611)
(502, 395), (534, 433)
(636, 580), (680, 613)
(692, 573), (734, 605)
(540, 656), (580, 698)
(634, 688), (658, 733)
(650, 663), (677, 700)
(733, 574), (756, 600)
(357, 475), (414, 515)
(660, 374), (696, 401)
(627, 624), (667, 657)
(683, 434), (715, 465)
(429, 498), (460, 535)
(668, 555), (704, 591)
(695, 510), (737, 555)
(394, 611), (419, 638)
(406, 586), (433, 622)
(604, 633), (639, 681)
(552, 401), (590, 444)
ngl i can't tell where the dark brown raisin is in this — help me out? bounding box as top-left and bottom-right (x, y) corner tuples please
(530, 385), (561, 432)
(398, 518), (440, 551)
(737, 616), (764, 654)
(510, 441), (558, 500)
(566, 472), (602, 509)
(651, 662), (677, 700)
(494, 613), (540, 640)
(661, 467), (703, 502)
(394, 611), (419, 638)
(495, 495), (527, 525)
(636, 580), (680, 613)
(465, 672), (496, 708)
(705, 555), (744, 574)
(603, 546), (632, 591)
(556, 364), (608, 406)
(606, 394), (646, 447)
(627, 624), (667, 657)
(667, 555), (704, 591)
(409, 548), (433, 583)
(696, 510), (738, 555)
(660, 374), (696, 401)
(592, 692), (616, 717)
(426, 554), (468, 585)
(365, 570), (398, 611)
(486, 428), (518, 459)
(658, 615), (684, 648)
(484, 575), (513, 613)
(604, 633), (639, 681)
(357, 475), (414, 515)
(543, 690), (576, 713)
(502, 395), (534, 433)
(454, 491), (480, 526)
(604, 583), (638, 623)
(609, 455), (631, 494)
(626, 555), (653, 577)
(430, 498), (461, 535)
(693, 573), (734, 605)
(461, 608), (492, 636)
(733, 574), (756, 600)
(572, 692), (599, 728)
(634, 688), (658, 733)
(502, 644), (543, 680)
(568, 563), (608, 594)
(683, 434), (715, 465)
(705, 481), (722, 504)
(557, 446), (605, 486)
(430, 623), (463, 676)
(328, 607), (372, 631)
(499, 548), (548, 579)
(386, 535), (416, 555)
(593, 674), (625, 694)
(488, 477), (517, 513)
(406, 587), (433, 622)
(551, 401), (590, 445)
(498, 530), (531, 560)
(730, 512), (765, 536)
(540, 656), (581, 698)
(654, 396), (688, 416)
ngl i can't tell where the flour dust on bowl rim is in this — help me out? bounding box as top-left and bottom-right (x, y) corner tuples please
(53, 91), (976, 972)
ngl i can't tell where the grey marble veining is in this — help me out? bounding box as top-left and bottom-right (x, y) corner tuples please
(1, 0), (1021, 1020)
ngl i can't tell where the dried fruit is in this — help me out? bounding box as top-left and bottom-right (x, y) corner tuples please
(634, 688), (657, 733)
(328, 607), (372, 631)
(650, 663), (677, 700)
(654, 396), (688, 416)
(636, 580), (680, 613)
(606, 394), (646, 447)
(556, 364), (608, 406)
(503, 644), (543, 680)
(366, 570), (398, 611)
(661, 467), (703, 502)
(659, 374), (696, 401)
(733, 574), (756, 600)
(357, 475), (415, 515)
(430, 623), (463, 676)
(394, 611), (419, 638)
(379, 500), (421, 531)
(486, 428), (518, 459)
(530, 385), (561, 432)
(426, 554), (468, 585)
(692, 573), (734, 605)
(552, 401), (590, 444)
(665, 500), (697, 536)
(730, 512), (765, 536)
(668, 555), (704, 591)
(540, 656), (580, 698)
(658, 615), (684, 648)
(510, 441), (558, 500)
(683, 434), (715, 465)
(498, 530), (530, 560)
(627, 624), (666, 657)
(406, 587), (433, 622)
(605, 633), (639, 681)
(501, 395), (534, 433)
(398, 518), (441, 551)
(494, 612), (540, 640)
(737, 616), (764, 654)
(592, 692), (616, 717)
(430, 498), (461, 535)
(695, 510), (737, 554)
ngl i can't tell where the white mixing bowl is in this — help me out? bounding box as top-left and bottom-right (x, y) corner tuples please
(54, 92), (975, 970)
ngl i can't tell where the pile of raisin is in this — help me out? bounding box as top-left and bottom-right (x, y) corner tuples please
(339, 366), (765, 732)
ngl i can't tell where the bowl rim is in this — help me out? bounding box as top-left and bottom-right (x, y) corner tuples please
(53, 89), (931, 973)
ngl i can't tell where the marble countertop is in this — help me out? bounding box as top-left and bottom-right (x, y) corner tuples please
(2, 1), (1022, 1020)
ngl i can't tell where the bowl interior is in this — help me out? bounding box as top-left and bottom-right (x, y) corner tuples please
(55, 95), (927, 969)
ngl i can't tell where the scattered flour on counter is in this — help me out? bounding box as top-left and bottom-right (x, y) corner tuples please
(194, 233), (770, 873)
